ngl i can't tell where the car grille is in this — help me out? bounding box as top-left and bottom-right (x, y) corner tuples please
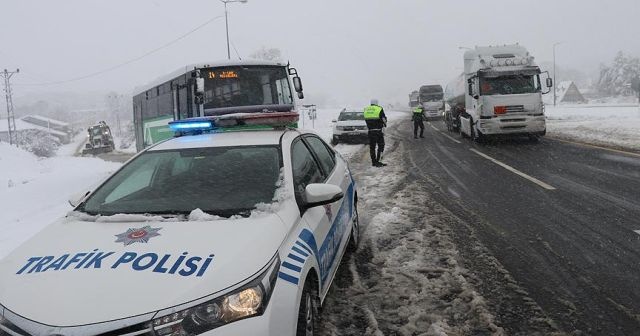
(341, 126), (367, 131)
(0, 320), (152, 336)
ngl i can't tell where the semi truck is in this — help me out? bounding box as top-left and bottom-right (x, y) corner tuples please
(409, 90), (419, 108)
(444, 44), (552, 141)
(418, 84), (444, 119)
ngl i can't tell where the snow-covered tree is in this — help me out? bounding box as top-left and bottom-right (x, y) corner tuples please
(597, 51), (640, 95)
(16, 129), (61, 157)
(249, 47), (283, 62)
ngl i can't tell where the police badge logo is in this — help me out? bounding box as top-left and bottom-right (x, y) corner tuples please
(115, 226), (161, 246)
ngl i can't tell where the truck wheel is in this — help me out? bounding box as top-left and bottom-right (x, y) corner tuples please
(296, 281), (318, 336)
(470, 120), (484, 143)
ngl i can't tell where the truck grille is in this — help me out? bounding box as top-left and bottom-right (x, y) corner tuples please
(504, 105), (525, 113)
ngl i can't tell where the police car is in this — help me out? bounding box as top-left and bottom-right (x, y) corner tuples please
(0, 112), (359, 336)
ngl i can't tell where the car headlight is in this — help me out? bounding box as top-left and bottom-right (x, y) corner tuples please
(151, 255), (280, 336)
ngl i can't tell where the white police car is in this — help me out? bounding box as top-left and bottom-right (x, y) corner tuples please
(0, 112), (359, 336)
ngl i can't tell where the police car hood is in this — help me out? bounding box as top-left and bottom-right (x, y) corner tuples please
(0, 214), (287, 327)
(335, 120), (366, 127)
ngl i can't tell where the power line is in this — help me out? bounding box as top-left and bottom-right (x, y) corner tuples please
(18, 15), (224, 87)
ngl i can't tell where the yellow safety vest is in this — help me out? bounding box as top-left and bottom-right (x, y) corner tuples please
(413, 107), (423, 114)
(364, 105), (382, 119)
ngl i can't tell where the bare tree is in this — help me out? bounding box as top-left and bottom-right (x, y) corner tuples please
(250, 47), (283, 62)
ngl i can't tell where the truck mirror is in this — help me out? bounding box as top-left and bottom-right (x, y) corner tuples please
(546, 78), (553, 88)
(293, 76), (303, 93)
(196, 78), (205, 94)
(468, 83), (474, 96)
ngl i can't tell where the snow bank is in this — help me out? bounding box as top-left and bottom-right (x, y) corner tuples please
(0, 143), (121, 259)
(546, 104), (640, 150)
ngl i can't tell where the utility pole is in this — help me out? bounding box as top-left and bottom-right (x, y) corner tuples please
(2, 69), (19, 146)
(553, 43), (562, 107)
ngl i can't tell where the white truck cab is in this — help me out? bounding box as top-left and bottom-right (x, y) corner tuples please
(455, 44), (552, 141)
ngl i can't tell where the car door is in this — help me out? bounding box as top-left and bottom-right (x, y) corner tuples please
(291, 135), (353, 295)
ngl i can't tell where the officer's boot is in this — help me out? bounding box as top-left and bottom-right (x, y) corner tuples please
(376, 151), (387, 166)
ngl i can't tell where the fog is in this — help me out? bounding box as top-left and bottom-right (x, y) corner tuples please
(1, 0), (638, 109)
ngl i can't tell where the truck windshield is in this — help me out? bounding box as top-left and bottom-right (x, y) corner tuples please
(203, 66), (293, 109)
(79, 146), (282, 218)
(480, 75), (540, 95)
(420, 94), (443, 102)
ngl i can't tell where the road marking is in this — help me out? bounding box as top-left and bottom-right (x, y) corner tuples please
(634, 230), (640, 236)
(440, 132), (462, 144)
(428, 122), (462, 144)
(550, 138), (640, 159)
(470, 149), (557, 190)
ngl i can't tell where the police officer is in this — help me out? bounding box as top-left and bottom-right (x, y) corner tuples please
(412, 106), (426, 139)
(364, 99), (387, 167)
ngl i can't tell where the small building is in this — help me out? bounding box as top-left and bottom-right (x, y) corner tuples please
(556, 81), (588, 104)
(0, 118), (71, 144)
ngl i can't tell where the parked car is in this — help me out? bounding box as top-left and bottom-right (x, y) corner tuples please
(331, 109), (368, 145)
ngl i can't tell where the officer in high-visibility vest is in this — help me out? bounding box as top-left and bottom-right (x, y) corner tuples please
(412, 106), (426, 139)
(364, 99), (388, 167)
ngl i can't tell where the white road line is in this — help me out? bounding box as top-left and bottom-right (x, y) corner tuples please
(440, 132), (462, 144)
(469, 148), (557, 190)
(634, 230), (640, 236)
(428, 122), (462, 144)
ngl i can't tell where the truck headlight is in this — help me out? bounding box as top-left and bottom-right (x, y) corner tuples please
(151, 255), (279, 336)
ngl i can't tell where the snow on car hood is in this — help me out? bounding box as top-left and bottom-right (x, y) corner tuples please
(335, 120), (367, 127)
(0, 213), (287, 327)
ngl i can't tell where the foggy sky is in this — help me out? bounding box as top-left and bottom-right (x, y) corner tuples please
(1, 0), (638, 107)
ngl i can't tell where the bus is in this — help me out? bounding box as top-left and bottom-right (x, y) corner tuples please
(132, 59), (304, 151)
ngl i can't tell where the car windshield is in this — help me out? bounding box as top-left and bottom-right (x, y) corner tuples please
(338, 112), (364, 121)
(480, 74), (540, 95)
(80, 146), (282, 217)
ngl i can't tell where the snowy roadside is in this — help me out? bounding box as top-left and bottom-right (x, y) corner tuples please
(318, 126), (505, 336)
(0, 143), (121, 259)
(546, 105), (640, 151)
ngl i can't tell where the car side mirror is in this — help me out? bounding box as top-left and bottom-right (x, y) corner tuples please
(546, 78), (553, 88)
(304, 184), (343, 208)
(68, 190), (91, 208)
(297, 92), (304, 99)
(331, 119), (337, 123)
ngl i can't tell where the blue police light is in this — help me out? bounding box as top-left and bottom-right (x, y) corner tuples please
(169, 121), (213, 132)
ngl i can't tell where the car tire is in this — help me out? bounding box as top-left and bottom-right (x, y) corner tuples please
(348, 203), (360, 252)
(296, 280), (318, 336)
(331, 136), (339, 146)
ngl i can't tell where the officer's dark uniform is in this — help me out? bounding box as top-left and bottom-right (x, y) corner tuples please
(364, 103), (387, 167)
(412, 106), (426, 138)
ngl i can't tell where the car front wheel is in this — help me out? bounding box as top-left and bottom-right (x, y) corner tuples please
(331, 136), (339, 145)
(296, 281), (317, 336)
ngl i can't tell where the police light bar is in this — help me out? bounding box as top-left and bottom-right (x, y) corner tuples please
(168, 112), (299, 135)
(169, 121), (214, 131)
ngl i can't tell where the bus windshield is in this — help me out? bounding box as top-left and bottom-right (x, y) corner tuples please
(203, 66), (293, 110)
